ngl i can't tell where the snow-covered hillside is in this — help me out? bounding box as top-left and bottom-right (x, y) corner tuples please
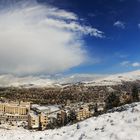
(61, 70), (140, 86)
(0, 75), (60, 88)
(0, 102), (140, 140)
(1, 70), (140, 87)
(85, 70), (140, 86)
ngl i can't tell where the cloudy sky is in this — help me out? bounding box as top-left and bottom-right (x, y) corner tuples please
(0, 0), (140, 76)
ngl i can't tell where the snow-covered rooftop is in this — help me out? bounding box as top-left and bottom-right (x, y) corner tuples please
(32, 105), (60, 113)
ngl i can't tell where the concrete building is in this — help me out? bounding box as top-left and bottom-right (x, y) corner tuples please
(76, 106), (91, 121)
(0, 101), (30, 121)
(28, 112), (39, 129)
(57, 110), (67, 126)
(28, 105), (60, 130)
(39, 112), (49, 130)
(96, 101), (106, 112)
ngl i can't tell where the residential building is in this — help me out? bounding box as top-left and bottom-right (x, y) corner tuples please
(76, 106), (91, 121)
(39, 112), (49, 130)
(119, 92), (131, 104)
(28, 105), (60, 130)
(57, 110), (67, 126)
(0, 101), (31, 121)
(28, 111), (39, 129)
(96, 101), (106, 112)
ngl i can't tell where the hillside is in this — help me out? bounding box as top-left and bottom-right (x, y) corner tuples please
(0, 102), (140, 140)
(1, 70), (140, 88)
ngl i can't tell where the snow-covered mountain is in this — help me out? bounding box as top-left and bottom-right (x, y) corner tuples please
(84, 70), (140, 86)
(1, 70), (140, 87)
(0, 102), (140, 140)
(0, 75), (59, 88)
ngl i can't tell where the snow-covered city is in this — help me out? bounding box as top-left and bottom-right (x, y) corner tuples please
(0, 102), (140, 140)
(0, 0), (140, 139)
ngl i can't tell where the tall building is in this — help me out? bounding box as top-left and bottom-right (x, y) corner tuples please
(57, 110), (67, 126)
(76, 106), (91, 121)
(39, 112), (49, 130)
(28, 111), (39, 129)
(0, 101), (31, 121)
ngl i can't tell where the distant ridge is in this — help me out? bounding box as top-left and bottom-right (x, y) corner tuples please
(0, 70), (140, 87)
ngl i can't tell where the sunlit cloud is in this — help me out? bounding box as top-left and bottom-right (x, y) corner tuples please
(0, 1), (104, 75)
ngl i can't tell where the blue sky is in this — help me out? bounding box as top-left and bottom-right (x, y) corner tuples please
(0, 0), (140, 76)
(38, 0), (140, 74)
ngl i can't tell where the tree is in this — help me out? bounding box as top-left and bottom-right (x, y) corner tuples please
(105, 92), (120, 110)
(68, 110), (76, 123)
(132, 85), (139, 102)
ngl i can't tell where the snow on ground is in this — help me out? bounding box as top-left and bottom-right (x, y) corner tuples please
(0, 102), (140, 140)
(0, 74), (59, 88)
(85, 70), (140, 86)
(1, 70), (140, 87)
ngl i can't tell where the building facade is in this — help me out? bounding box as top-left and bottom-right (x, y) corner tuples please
(28, 112), (39, 129)
(39, 112), (49, 130)
(0, 101), (30, 121)
(76, 106), (91, 121)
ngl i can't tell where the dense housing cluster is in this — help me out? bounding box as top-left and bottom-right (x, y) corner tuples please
(0, 81), (140, 130)
(28, 100), (106, 130)
(0, 100), (106, 130)
(0, 81), (139, 105)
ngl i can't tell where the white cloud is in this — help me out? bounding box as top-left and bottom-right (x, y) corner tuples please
(41, 18), (104, 38)
(120, 61), (140, 67)
(0, 1), (104, 75)
(132, 62), (140, 67)
(138, 23), (140, 29)
(114, 21), (125, 29)
(120, 61), (130, 66)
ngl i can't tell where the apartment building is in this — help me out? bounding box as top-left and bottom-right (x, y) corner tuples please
(96, 101), (106, 112)
(39, 112), (49, 130)
(28, 111), (39, 129)
(28, 105), (60, 130)
(57, 110), (67, 126)
(76, 106), (91, 121)
(0, 101), (30, 121)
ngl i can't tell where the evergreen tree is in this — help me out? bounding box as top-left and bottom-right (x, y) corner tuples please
(68, 110), (76, 123)
(132, 85), (139, 102)
(105, 92), (120, 110)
